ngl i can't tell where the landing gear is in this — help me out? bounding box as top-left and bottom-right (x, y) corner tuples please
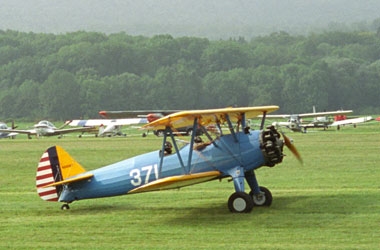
(61, 204), (70, 210)
(228, 192), (254, 213)
(250, 186), (272, 206)
(227, 186), (272, 213)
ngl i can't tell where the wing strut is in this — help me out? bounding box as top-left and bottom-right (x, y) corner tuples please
(240, 113), (246, 132)
(260, 111), (267, 130)
(186, 117), (198, 173)
(158, 127), (187, 177)
(225, 114), (238, 142)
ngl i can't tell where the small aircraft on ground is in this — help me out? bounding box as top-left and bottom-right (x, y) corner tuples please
(36, 106), (302, 213)
(66, 118), (148, 137)
(331, 115), (373, 130)
(0, 122), (18, 139)
(99, 110), (203, 136)
(0, 120), (93, 139)
(267, 107), (354, 132)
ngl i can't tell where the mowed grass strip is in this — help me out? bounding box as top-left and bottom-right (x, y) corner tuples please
(1, 123), (379, 249)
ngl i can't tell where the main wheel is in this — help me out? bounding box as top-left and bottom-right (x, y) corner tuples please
(250, 186), (272, 206)
(228, 192), (254, 213)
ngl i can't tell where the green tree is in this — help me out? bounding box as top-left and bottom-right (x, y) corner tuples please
(39, 70), (81, 120)
(200, 41), (250, 74)
(14, 80), (41, 119)
(202, 68), (250, 108)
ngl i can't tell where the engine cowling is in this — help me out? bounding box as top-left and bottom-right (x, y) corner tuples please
(260, 126), (284, 167)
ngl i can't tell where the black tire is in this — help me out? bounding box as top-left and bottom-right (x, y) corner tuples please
(228, 192), (254, 213)
(61, 204), (70, 210)
(249, 186), (272, 206)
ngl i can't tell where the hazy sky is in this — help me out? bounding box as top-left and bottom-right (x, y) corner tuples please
(1, 0), (380, 38)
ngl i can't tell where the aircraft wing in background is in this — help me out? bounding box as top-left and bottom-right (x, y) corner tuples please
(66, 118), (148, 137)
(98, 110), (180, 119)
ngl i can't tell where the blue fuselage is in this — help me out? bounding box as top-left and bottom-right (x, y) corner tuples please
(59, 130), (265, 202)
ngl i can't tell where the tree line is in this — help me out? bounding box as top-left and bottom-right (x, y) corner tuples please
(0, 29), (380, 121)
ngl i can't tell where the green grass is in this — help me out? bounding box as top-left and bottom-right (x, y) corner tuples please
(1, 122), (380, 249)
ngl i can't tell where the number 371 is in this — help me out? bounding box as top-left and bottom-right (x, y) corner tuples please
(130, 164), (159, 186)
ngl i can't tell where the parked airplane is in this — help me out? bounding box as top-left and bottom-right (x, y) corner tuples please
(0, 120), (93, 139)
(330, 115), (373, 130)
(99, 110), (203, 136)
(36, 106), (302, 213)
(0, 122), (18, 139)
(267, 107), (353, 132)
(66, 118), (148, 137)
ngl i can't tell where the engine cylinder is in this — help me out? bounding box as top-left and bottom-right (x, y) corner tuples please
(260, 126), (284, 167)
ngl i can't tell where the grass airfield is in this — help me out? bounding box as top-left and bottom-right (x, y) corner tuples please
(1, 122), (379, 249)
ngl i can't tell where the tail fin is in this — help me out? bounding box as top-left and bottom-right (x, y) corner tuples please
(36, 146), (86, 201)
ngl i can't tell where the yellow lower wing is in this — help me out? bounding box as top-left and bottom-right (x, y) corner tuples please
(128, 171), (221, 194)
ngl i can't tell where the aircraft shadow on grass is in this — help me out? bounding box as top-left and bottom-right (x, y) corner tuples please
(166, 192), (376, 224)
(41, 192), (376, 228)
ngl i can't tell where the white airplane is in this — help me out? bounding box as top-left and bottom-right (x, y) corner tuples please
(330, 116), (373, 130)
(66, 118), (148, 137)
(0, 120), (94, 139)
(266, 107), (354, 133)
(0, 122), (18, 139)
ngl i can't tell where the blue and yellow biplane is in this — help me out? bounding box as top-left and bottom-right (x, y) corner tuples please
(36, 106), (302, 213)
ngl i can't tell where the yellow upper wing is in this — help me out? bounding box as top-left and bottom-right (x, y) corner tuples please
(142, 106), (279, 130)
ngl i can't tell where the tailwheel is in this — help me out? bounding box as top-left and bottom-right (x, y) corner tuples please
(61, 204), (70, 210)
(250, 186), (272, 206)
(228, 192), (254, 213)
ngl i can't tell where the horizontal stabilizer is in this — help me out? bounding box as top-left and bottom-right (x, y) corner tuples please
(128, 171), (221, 194)
(41, 173), (93, 188)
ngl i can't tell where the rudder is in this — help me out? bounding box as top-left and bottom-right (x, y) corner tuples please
(36, 146), (86, 201)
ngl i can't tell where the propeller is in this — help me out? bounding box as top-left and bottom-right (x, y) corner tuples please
(281, 132), (303, 165)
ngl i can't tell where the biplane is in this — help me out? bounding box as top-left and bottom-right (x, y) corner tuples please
(36, 106), (302, 213)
